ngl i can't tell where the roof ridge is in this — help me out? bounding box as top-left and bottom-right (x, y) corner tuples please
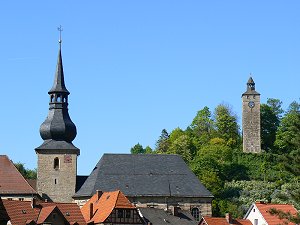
(114, 190), (120, 208)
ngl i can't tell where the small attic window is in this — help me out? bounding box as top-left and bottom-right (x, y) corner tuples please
(22, 210), (27, 214)
(54, 157), (59, 170)
(66, 212), (70, 216)
(106, 195), (110, 200)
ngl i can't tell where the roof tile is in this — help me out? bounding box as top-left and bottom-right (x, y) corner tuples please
(255, 202), (298, 225)
(0, 155), (37, 195)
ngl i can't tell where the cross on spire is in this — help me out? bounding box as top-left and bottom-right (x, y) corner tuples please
(57, 25), (63, 45)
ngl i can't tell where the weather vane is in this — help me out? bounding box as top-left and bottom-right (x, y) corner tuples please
(57, 25), (63, 44)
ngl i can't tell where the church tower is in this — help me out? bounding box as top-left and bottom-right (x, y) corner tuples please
(242, 76), (261, 153)
(35, 38), (79, 202)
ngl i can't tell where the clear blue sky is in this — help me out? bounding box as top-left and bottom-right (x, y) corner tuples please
(1, 1), (299, 175)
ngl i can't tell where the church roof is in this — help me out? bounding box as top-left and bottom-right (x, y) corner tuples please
(74, 154), (213, 198)
(0, 155), (37, 195)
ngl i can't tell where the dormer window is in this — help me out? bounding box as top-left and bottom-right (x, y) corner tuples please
(54, 157), (59, 170)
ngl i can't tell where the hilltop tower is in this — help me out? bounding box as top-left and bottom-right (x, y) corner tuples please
(35, 41), (79, 202)
(242, 76), (261, 153)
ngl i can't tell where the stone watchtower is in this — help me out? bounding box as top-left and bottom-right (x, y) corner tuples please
(35, 41), (79, 202)
(242, 77), (261, 153)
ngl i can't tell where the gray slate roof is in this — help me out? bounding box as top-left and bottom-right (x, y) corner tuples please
(139, 208), (199, 225)
(74, 154), (213, 198)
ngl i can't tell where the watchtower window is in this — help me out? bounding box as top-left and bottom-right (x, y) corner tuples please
(54, 157), (59, 170)
(191, 207), (200, 221)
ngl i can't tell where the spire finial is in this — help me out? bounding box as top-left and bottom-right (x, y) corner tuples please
(57, 25), (63, 46)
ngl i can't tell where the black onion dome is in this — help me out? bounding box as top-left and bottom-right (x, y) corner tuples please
(39, 45), (77, 143)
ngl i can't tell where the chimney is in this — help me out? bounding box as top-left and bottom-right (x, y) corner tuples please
(31, 198), (36, 208)
(89, 203), (94, 220)
(147, 222), (152, 225)
(96, 190), (103, 200)
(225, 213), (232, 224)
(171, 206), (180, 216)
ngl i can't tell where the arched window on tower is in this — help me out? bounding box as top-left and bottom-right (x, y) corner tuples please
(57, 95), (61, 102)
(191, 207), (200, 221)
(54, 157), (59, 170)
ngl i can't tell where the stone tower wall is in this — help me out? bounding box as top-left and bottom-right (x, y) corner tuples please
(242, 94), (261, 153)
(37, 152), (77, 202)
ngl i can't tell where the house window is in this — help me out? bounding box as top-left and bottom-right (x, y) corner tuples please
(19, 198), (24, 201)
(118, 209), (124, 218)
(125, 209), (131, 218)
(54, 157), (59, 170)
(191, 207), (200, 221)
(254, 219), (258, 225)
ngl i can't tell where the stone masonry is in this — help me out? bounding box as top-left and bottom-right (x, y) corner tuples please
(242, 77), (261, 153)
(37, 151), (77, 202)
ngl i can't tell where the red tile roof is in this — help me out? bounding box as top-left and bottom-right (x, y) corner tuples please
(39, 201), (86, 225)
(255, 202), (298, 225)
(202, 217), (252, 225)
(36, 205), (57, 224)
(1, 199), (40, 225)
(0, 155), (37, 195)
(1, 199), (86, 225)
(81, 190), (135, 224)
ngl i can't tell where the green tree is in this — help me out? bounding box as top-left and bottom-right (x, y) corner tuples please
(130, 143), (145, 154)
(261, 98), (283, 151)
(168, 134), (192, 162)
(275, 101), (300, 152)
(214, 104), (240, 146)
(190, 106), (214, 142)
(155, 129), (170, 153)
(14, 162), (37, 179)
(144, 146), (153, 154)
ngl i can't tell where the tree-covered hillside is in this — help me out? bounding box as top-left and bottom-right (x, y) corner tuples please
(130, 98), (300, 218)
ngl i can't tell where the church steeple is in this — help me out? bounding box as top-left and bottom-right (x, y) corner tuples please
(35, 32), (79, 203)
(36, 38), (79, 151)
(48, 45), (69, 94)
